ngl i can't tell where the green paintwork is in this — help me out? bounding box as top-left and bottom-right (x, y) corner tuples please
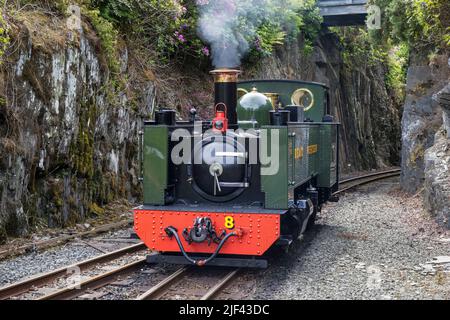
(238, 80), (327, 122)
(261, 126), (288, 209)
(260, 122), (339, 209)
(237, 89), (273, 128)
(330, 125), (338, 186)
(285, 123), (339, 191)
(288, 124), (312, 189)
(317, 124), (339, 188)
(143, 126), (169, 205)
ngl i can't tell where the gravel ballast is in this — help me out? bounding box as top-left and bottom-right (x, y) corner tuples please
(0, 228), (136, 287)
(0, 245), (101, 286)
(238, 179), (450, 300)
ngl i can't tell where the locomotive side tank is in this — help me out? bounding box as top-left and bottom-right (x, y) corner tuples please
(134, 70), (340, 268)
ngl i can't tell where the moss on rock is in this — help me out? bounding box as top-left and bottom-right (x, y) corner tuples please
(89, 203), (105, 216)
(70, 100), (96, 178)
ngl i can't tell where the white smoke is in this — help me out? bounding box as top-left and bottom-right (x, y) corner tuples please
(196, 0), (265, 68)
(195, 0), (320, 68)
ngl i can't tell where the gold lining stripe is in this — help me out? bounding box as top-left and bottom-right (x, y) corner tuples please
(307, 145), (318, 155)
(294, 147), (304, 160)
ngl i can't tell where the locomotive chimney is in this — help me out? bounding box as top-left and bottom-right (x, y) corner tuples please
(210, 69), (241, 128)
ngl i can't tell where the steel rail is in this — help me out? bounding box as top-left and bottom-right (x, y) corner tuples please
(339, 168), (401, 185)
(0, 242), (146, 300)
(335, 172), (401, 195)
(200, 269), (240, 300)
(0, 219), (134, 261)
(37, 258), (147, 300)
(136, 267), (190, 300)
(136, 267), (240, 301)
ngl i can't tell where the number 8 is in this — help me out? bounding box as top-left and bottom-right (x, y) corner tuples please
(225, 216), (234, 229)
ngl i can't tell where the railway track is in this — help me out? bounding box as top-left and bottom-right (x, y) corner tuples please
(37, 258), (147, 300)
(0, 169), (401, 300)
(0, 241), (238, 300)
(335, 168), (401, 195)
(136, 267), (240, 300)
(36, 264), (239, 301)
(0, 243), (146, 300)
(0, 219), (134, 261)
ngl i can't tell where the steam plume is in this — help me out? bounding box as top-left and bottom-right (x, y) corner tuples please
(196, 0), (265, 68)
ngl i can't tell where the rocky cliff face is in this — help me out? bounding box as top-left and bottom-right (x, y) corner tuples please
(0, 13), (402, 240)
(0, 12), (155, 241)
(401, 52), (450, 228)
(246, 30), (401, 171)
(400, 54), (450, 193)
(423, 86), (450, 228)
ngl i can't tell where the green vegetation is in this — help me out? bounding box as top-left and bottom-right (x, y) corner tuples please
(89, 202), (105, 215)
(369, 0), (449, 50)
(386, 43), (409, 104)
(254, 23), (287, 58)
(335, 28), (386, 67)
(367, 0), (449, 100)
(336, 0), (449, 104)
(83, 8), (120, 73)
(248, 0), (322, 59)
(27, 0), (321, 66)
(86, 0), (323, 64)
(6, 1), (323, 68)
(333, 27), (409, 102)
(0, 7), (10, 65)
(70, 100), (96, 179)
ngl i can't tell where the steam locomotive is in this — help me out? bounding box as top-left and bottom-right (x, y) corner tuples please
(134, 69), (340, 268)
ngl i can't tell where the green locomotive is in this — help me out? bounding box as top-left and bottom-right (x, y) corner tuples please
(135, 69), (339, 268)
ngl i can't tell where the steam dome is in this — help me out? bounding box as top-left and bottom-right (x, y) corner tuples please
(237, 87), (273, 128)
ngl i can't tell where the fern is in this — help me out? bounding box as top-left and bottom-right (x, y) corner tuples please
(256, 23), (286, 56)
(92, 0), (137, 24)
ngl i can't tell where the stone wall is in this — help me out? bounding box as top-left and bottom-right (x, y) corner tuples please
(0, 12), (155, 240)
(401, 51), (450, 228)
(423, 85), (450, 228)
(400, 54), (450, 193)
